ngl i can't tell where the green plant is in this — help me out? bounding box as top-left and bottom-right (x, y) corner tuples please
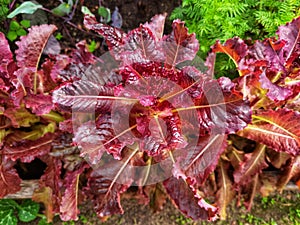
(6, 19), (30, 41)
(0, 199), (48, 225)
(171, 0), (300, 77)
(0, 0), (11, 22)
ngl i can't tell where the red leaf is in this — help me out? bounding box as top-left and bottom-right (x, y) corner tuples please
(83, 15), (125, 57)
(2, 133), (54, 162)
(121, 25), (164, 65)
(24, 94), (54, 115)
(0, 32), (13, 74)
(0, 157), (21, 198)
(163, 177), (218, 221)
(144, 13), (167, 40)
(189, 77), (251, 135)
(276, 17), (300, 66)
(211, 37), (248, 68)
(240, 109), (300, 155)
(86, 152), (136, 218)
(162, 19), (199, 67)
(15, 24), (57, 69)
(175, 134), (227, 184)
(60, 164), (88, 221)
(52, 80), (114, 112)
(233, 144), (268, 185)
(74, 114), (131, 164)
(37, 156), (63, 217)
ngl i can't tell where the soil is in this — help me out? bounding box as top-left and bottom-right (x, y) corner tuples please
(35, 0), (181, 53)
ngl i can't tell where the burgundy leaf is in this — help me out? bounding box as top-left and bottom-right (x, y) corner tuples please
(2, 133), (54, 162)
(162, 19), (199, 67)
(163, 177), (218, 221)
(144, 13), (167, 41)
(0, 32), (13, 74)
(34, 156), (63, 222)
(240, 109), (300, 155)
(259, 70), (292, 101)
(234, 144), (268, 185)
(24, 94), (54, 115)
(15, 24), (57, 69)
(175, 134), (227, 185)
(60, 164), (88, 221)
(52, 80), (114, 112)
(0, 157), (21, 198)
(121, 25), (164, 65)
(276, 17), (300, 66)
(83, 14), (125, 57)
(188, 77), (251, 135)
(74, 114), (130, 164)
(86, 151), (136, 218)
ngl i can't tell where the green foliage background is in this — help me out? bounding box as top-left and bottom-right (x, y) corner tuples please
(171, 0), (300, 77)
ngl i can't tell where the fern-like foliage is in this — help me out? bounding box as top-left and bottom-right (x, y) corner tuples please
(171, 0), (300, 77)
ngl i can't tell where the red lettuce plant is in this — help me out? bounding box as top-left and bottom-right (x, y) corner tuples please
(52, 13), (251, 221)
(206, 17), (300, 218)
(0, 11), (299, 223)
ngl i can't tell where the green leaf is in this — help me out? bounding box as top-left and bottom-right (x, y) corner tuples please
(20, 19), (31, 28)
(18, 200), (40, 222)
(16, 28), (27, 36)
(0, 210), (18, 225)
(51, 3), (71, 17)
(6, 30), (17, 41)
(0, 199), (19, 211)
(38, 216), (52, 225)
(7, 1), (43, 18)
(55, 32), (63, 40)
(87, 40), (97, 52)
(9, 20), (20, 31)
(98, 6), (111, 23)
(81, 6), (94, 16)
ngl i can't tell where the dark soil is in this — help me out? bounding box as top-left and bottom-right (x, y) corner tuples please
(35, 0), (181, 52)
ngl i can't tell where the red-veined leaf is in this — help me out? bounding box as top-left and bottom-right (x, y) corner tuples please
(233, 144), (268, 185)
(163, 177), (218, 221)
(144, 13), (167, 41)
(162, 19), (199, 67)
(24, 94), (54, 115)
(15, 24), (57, 69)
(74, 114), (132, 164)
(52, 80), (114, 112)
(0, 157), (21, 198)
(2, 133), (55, 162)
(60, 164), (88, 221)
(174, 134), (227, 185)
(86, 148), (137, 218)
(83, 14), (125, 58)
